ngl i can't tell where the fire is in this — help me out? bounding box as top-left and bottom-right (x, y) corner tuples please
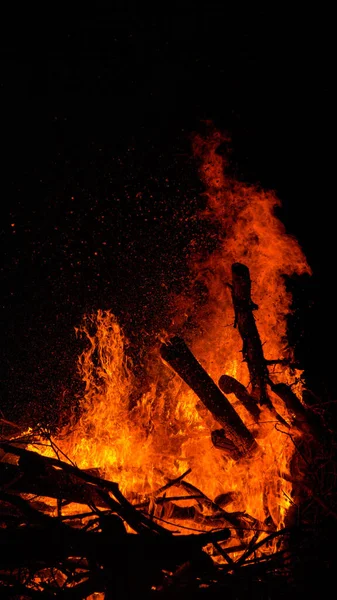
(31, 128), (311, 556)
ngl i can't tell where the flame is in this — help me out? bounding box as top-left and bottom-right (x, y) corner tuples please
(32, 128), (311, 557)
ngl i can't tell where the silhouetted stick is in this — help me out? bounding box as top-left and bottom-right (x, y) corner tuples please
(154, 501), (237, 528)
(230, 264), (292, 428)
(178, 480), (251, 539)
(0, 462), (111, 510)
(152, 468), (192, 497)
(0, 442), (169, 536)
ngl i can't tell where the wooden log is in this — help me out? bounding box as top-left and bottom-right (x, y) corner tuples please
(214, 491), (239, 508)
(218, 374), (261, 422)
(231, 262), (270, 406)
(0, 462), (110, 509)
(269, 382), (324, 438)
(0, 490), (231, 569)
(219, 373), (290, 429)
(0, 442), (169, 536)
(160, 336), (258, 459)
(211, 428), (241, 456)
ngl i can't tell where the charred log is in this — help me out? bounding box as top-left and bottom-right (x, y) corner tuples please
(231, 262), (270, 406)
(0, 462), (111, 509)
(230, 264), (292, 428)
(180, 480), (255, 534)
(211, 428), (241, 456)
(218, 374), (261, 422)
(214, 491), (239, 508)
(160, 336), (258, 459)
(0, 442), (169, 536)
(269, 382), (324, 439)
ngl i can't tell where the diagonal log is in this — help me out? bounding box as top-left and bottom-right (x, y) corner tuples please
(160, 336), (258, 459)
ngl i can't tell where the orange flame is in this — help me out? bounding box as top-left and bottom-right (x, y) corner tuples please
(33, 128), (311, 556)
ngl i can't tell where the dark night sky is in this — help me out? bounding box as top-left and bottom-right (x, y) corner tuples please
(1, 5), (336, 425)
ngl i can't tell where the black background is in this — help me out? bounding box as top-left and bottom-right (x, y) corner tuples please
(1, 4), (336, 426)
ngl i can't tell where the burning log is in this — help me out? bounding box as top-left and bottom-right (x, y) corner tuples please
(218, 374), (261, 422)
(214, 491), (239, 508)
(269, 382), (324, 439)
(160, 336), (258, 459)
(230, 262), (270, 406)
(0, 442), (170, 536)
(177, 479), (258, 538)
(230, 263), (291, 429)
(0, 462), (111, 510)
(211, 428), (242, 456)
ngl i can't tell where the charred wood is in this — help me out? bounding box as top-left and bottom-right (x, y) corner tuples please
(211, 428), (240, 456)
(160, 336), (258, 459)
(231, 262), (270, 406)
(177, 480), (255, 539)
(218, 374), (261, 422)
(0, 462), (111, 510)
(153, 501), (237, 529)
(0, 442), (169, 536)
(269, 382), (324, 439)
(214, 492), (239, 509)
(0, 499), (230, 570)
(230, 264), (291, 428)
(152, 468), (192, 497)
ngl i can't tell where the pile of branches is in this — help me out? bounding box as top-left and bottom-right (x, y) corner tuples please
(0, 437), (306, 599)
(1, 435), (336, 599)
(1, 262), (337, 598)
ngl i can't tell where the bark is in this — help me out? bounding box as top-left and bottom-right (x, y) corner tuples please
(231, 262), (270, 405)
(218, 374), (261, 422)
(160, 336), (258, 459)
(0, 442), (169, 536)
(269, 382), (324, 439)
(211, 428), (241, 456)
(0, 462), (110, 509)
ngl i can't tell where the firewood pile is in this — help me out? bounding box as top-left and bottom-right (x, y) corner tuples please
(1, 263), (336, 599)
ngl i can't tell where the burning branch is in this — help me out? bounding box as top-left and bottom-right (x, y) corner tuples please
(230, 262), (270, 406)
(160, 336), (258, 459)
(218, 374), (261, 423)
(229, 262), (312, 431)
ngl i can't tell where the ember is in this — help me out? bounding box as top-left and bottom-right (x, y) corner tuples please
(0, 131), (334, 598)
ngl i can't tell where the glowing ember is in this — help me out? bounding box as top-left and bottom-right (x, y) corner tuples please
(32, 128), (311, 556)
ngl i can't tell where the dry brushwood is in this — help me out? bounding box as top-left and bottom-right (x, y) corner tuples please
(0, 441), (239, 598)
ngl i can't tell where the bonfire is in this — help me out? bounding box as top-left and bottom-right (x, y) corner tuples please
(1, 130), (335, 599)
